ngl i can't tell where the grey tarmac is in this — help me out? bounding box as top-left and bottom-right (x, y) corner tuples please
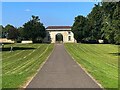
(27, 44), (102, 89)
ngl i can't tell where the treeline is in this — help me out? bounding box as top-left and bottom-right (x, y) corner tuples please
(0, 15), (46, 43)
(72, 2), (120, 44)
(0, 2), (119, 44)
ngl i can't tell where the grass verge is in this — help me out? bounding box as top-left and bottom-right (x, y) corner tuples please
(65, 43), (118, 89)
(2, 43), (54, 88)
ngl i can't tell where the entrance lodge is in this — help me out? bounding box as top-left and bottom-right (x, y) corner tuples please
(44, 26), (76, 43)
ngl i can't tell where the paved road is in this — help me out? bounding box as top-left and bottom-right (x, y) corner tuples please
(27, 44), (102, 88)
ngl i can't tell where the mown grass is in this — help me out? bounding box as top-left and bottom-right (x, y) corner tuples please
(65, 43), (119, 89)
(2, 43), (54, 88)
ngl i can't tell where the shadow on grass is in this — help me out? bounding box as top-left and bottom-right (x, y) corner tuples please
(105, 88), (119, 90)
(1, 47), (35, 52)
(109, 53), (120, 56)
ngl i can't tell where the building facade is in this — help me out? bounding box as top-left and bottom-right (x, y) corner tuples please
(44, 26), (76, 43)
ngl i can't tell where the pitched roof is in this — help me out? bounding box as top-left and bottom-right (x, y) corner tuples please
(46, 26), (71, 29)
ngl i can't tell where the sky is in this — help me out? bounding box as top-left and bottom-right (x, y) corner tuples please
(2, 2), (99, 28)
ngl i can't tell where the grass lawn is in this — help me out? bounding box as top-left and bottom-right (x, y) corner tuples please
(65, 43), (119, 89)
(2, 43), (54, 88)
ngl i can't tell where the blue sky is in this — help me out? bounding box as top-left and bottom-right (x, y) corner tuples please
(2, 2), (98, 28)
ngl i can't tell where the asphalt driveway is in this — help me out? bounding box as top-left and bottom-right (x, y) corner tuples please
(27, 44), (102, 89)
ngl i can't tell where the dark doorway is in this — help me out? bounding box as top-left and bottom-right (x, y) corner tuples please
(55, 33), (63, 43)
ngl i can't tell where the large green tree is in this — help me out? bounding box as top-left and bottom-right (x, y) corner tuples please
(72, 15), (89, 42)
(101, 2), (120, 44)
(72, 2), (119, 44)
(87, 3), (103, 40)
(22, 15), (46, 42)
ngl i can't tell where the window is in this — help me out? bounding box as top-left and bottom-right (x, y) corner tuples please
(68, 36), (71, 41)
(68, 31), (71, 34)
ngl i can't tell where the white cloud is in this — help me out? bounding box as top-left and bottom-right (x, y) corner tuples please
(25, 9), (31, 12)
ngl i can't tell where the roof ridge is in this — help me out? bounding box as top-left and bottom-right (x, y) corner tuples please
(46, 26), (72, 29)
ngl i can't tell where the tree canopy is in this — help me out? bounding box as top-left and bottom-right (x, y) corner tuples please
(72, 15), (89, 42)
(72, 2), (120, 44)
(1, 24), (19, 40)
(22, 15), (46, 42)
(0, 15), (46, 43)
(1, 2), (119, 44)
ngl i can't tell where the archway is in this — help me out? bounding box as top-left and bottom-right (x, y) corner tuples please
(55, 33), (63, 43)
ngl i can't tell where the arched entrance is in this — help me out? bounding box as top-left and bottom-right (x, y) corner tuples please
(55, 33), (63, 43)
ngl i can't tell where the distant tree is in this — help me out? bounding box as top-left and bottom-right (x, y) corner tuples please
(22, 15), (46, 42)
(72, 15), (89, 42)
(4, 24), (18, 40)
(17, 27), (24, 42)
(56, 33), (63, 41)
(0, 25), (4, 38)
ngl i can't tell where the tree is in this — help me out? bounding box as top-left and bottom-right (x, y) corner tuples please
(101, 2), (120, 44)
(4, 24), (18, 40)
(87, 3), (103, 40)
(56, 33), (63, 41)
(72, 15), (89, 42)
(17, 27), (24, 42)
(22, 15), (46, 42)
(72, 2), (120, 44)
(0, 25), (4, 38)
(112, 4), (120, 44)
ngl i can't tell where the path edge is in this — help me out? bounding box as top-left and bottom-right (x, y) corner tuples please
(64, 44), (104, 89)
(22, 44), (55, 88)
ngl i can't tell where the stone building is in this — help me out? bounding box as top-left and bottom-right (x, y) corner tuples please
(44, 26), (76, 43)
